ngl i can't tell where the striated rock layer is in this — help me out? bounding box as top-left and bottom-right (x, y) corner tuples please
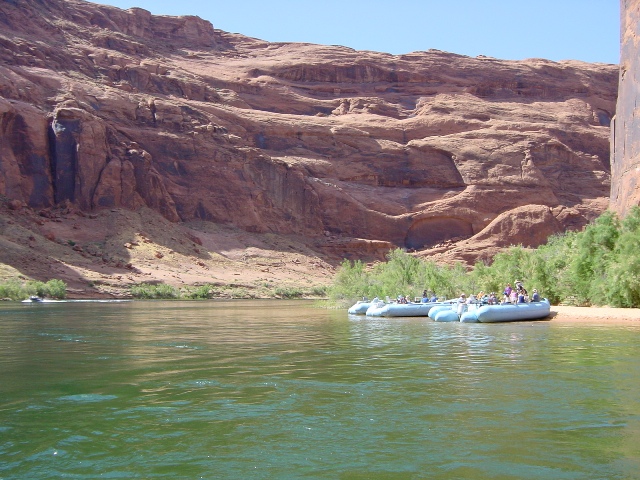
(611, 0), (640, 216)
(0, 0), (618, 270)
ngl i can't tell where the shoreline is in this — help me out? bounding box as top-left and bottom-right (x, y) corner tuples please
(549, 305), (640, 324)
(12, 297), (640, 325)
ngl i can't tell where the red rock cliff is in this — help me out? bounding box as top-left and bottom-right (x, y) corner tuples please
(611, 0), (640, 216)
(0, 0), (618, 263)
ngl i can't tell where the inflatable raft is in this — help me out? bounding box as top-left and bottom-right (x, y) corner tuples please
(460, 299), (551, 323)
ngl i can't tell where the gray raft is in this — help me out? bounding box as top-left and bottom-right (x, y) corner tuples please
(460, 299), (551, 323)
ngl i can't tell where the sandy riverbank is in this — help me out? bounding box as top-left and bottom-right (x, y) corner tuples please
(549, 305), (640, 324)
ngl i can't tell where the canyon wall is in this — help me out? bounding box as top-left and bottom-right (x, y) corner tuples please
(0, 0), (619, 264)
(611, 0), (640, 216)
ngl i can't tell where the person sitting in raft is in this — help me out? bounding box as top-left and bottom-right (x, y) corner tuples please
(430, 293), (438, 302)
(405, 295), (412, 304)
(502, 283), (513, 303)
(421, 290), (430, 303)
(517, 288), (527, 303)
(488, 292), (498, 304)
(397, 295), (407, 304)
(531, 289), (540, 302)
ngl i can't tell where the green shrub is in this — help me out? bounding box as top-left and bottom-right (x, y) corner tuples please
(309, 285), (328, 297)
(130, 283), (179, 299)
(602, 207), (640, 307)
(225, 287), (250, 299)
(328, 249), (471, 305)
(24, 281), (46, 298)
(0, 280), (24, 300)
(183, 284), (215, 299)
(569, 211), (619, 305)
(274, 286), (303, 299)
(328, 259), (373, 302)
(44, 279), (67, 299)
(0, 278), (67, 300)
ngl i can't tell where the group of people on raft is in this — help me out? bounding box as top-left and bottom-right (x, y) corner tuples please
(366, 279), (542, 309)
(382, 280), (541, 306)
(453, 280), (541, 306)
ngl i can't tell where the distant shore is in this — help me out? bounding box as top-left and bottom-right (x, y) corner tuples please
(549, 305), (640, 324)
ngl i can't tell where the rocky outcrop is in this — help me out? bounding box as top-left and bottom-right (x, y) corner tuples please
(0, 0), (618, 265)
(611, 0), (640, 216)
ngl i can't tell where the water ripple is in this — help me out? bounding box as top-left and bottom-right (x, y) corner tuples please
(57, 394), (118, 403)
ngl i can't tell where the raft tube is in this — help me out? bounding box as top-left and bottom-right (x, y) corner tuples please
(348, 301), (373, 315)
(428, 304), (454, 320)
(365, 302), (446, 317)
(460, 299), (551, 323)
(432, 309), (460, 322)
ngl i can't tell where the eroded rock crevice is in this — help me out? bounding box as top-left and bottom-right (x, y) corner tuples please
(49, 117), (80, 205)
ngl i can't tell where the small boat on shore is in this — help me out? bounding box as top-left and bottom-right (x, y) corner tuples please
(460, 299), (551, 323)
(22, 295), (44, 303)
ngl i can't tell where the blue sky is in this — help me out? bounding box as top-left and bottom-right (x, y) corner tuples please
(91, 0), (619, 64)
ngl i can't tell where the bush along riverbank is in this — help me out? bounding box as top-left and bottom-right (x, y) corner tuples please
(0, 279), (67, 301)
(329, 207), (640, 309)
(1, 279), (327, 301)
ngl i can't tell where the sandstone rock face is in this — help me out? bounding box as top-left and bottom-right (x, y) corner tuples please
(611, 0), (640, 216)
(0, 0), (618, 264)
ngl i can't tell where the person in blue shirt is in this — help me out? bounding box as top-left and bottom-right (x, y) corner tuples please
(531, 289), (540, 302)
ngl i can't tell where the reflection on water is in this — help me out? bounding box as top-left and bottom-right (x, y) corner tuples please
(1, 300), (639, 479)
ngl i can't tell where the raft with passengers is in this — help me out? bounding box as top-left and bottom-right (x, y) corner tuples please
(348, 282), (551, 323)
(349, 291), (449, 317)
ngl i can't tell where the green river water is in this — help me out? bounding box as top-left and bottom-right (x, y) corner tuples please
(1, 300), (639, 479)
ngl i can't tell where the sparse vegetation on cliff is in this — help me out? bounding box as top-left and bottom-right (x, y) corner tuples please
(330, 207), (640, 308)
